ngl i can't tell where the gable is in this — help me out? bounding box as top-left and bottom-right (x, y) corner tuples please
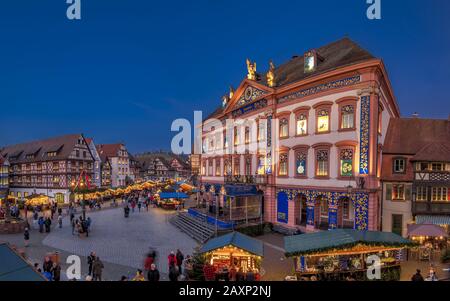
(224, 80), (272, 114)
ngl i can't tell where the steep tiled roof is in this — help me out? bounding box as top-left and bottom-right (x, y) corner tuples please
(0, 134), (85, 164)
(96, 144), (123, 158)
(412, 142), (450, 162)
(383, 118), (450, 157)
(205, 37), (376, 120)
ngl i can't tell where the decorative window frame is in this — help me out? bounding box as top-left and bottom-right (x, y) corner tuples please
(336, 97), (357, 132)
(277, 146), (290, 177)
(244, 155), (252, 175)
(215, 158), (222, 176)
(293, 145), (309, 179)
(312, 143), (332, 179)
(232, 155), (241, 176)
(293, 106), (310, 137)
(276, 112), (291, 140)
(392, 157), (407, 174)
(335, 141), (358, 180)
(313, 101), (333, 135)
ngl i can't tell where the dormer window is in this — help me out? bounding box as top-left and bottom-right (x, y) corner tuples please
(47, 152), (57, 157)
(393, 158), (406, 173)
(304, 51), (316, 73)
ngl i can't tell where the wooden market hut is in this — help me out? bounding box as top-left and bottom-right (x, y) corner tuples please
(200, 231), (264, 274)
(284, 229), (415, 280)
(158, 192), (188, 209)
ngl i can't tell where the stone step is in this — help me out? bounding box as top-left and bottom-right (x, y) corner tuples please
(170, 212), (215, 243)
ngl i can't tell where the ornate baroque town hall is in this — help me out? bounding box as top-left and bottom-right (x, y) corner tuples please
(198, 38), (400, 232)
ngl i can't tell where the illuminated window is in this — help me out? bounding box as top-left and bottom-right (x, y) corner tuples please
(234, 127), (239, 146)
(316, 150), (329, 177)
(257, 156), (266, 175)
(340, 149), (354, 177)
(341, 105), (354, 129)
(224, 159), (231, 176)
(215, 159), (221, 176)
(208, 160), (213, 176)
(278, 153), (288, 176)
(416, 186), (427, 201)
(245, 156), (252, 175)
(233, 157), (240, 176)
(392, 184), (405, 201)
(201, 161), (206, 175)
(317, 110), (330, 133)
(432, 163), (444, 171)
(432, 187), (448, 202)
(304, 51), (316, 73)
(295, 151), (307, 176)
(245, 127), (250, 144)
(279, 118), (289, 138)
(296, 114), (307, 136)
(258, 121), (266, 141)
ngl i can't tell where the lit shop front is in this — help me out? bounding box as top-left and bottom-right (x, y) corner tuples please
(284, 229), (415, 281)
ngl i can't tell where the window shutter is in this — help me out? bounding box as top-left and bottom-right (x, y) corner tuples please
(386, 184), (392, 201)
(405, 185), (412, 201)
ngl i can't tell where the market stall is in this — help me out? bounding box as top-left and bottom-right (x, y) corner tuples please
(407, 224), (448, 261)
(157, 192), (188, 210)
(284, 229), (415, 281)
(25, 194), (50, 208)
(199, 231), (263, 279)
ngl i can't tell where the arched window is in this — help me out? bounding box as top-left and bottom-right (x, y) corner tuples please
(279, 118), (289, 138)
(341, 105), (355, 129)
(278, 153), (288, 176)
(296, 113), (308, 136)
(317, 109), (330, 133)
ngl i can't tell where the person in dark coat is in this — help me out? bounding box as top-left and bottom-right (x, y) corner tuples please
(168, 265), (179, 281)
(92, 257), (104, 281)
(147, 264), (160, 281)
(44, 217), (52, 233)
(38, 216), (45, 233)
(52, 262), (61, 281)
(411, 269), (424, 281)
(176, 249), (184, 275)
(245, 270), (255, 281)
(43, 256), (53, 273)
(24, 228), (30, 247)
(87, 252), (96, 276)
(235, 268), (245, 281)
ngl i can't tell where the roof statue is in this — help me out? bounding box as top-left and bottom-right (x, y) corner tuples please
(267, 60), (276, 87)
(246, 58), (257, 80)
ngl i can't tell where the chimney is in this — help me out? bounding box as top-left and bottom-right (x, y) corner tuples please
(292, 55), (299, 59)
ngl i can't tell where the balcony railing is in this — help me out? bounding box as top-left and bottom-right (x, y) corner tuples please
(413, 201), (450, 215)
(224, 175), (267, 185)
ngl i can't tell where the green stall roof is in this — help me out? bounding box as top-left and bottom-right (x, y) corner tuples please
(0, 243), (46, 281)
(200, 231), (264, 257)
(284, 229), (414, 257)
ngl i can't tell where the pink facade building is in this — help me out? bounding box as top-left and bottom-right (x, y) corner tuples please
(198, 38), (400, 232)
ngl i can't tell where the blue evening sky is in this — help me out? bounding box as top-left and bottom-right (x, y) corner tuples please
(0, 0), (449, 152)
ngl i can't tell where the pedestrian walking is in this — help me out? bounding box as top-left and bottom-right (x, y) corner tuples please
(52, 262), (61, 281)
(168, 251), (177, 268)
(92, 257), (104, 281)
(132, 269), (145, 281)
(58, 215), (63, 228)
(147, 264), (160, 281)
(176, 249), (184, 275)
(71, 218), (76, 235)
(87, 252), (96, 276)
(24, 228), (30, 247)
(137, 201), (142, 212)
(169, 265), (179, 281)
(44, 217), (52, 233)
(38, 216), (44, 233)
(411, 269), (424, 281)
(43, 256), (53, 273)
